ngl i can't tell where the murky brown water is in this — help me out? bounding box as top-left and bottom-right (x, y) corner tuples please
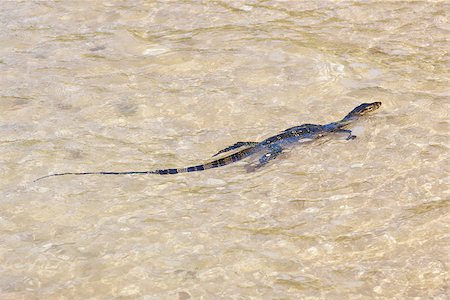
(1, 1), (449, 299)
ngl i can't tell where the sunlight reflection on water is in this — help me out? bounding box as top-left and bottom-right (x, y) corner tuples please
(1, 1), (449, 299)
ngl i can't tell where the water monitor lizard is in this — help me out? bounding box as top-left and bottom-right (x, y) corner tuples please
(35, 102), (381, 181)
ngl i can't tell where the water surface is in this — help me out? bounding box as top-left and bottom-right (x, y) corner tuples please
(1, 1), (449, 299)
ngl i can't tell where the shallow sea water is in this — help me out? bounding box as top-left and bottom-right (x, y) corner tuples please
(1, 1), (449, 299)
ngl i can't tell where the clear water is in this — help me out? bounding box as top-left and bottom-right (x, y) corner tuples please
(1, 1), (449, 299)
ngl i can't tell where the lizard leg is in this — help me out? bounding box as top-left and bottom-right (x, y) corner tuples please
(212, 141), (258, 157)
(336, 129), (356, 140)
(255, 144), (283, 168)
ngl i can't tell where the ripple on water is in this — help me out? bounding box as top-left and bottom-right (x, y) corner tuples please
(1, 1), (449, 299)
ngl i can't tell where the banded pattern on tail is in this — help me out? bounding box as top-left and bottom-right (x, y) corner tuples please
(34, 145), (258, 180)
(153, 146), (256, 175)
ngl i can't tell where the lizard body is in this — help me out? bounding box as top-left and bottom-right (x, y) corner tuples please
(35, 102), (381, 181)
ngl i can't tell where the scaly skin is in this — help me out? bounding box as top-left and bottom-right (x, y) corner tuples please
(35, 102), (381, 181)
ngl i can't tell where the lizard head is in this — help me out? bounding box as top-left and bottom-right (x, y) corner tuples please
(346, 102), (382, 118)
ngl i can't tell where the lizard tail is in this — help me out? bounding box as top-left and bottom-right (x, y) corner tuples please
(153, 146), (256, 175)
(34, 147), (257, 181)
(33, 170), (160, 182)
